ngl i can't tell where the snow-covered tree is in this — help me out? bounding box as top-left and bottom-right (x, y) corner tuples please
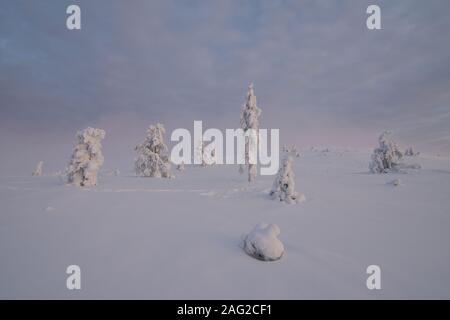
(240, 83), (261, 182)
(135, 123), (173, 178)
(270, 155), (305, 204)
(66, 127), (105, 187)
(369, 131), (404, 173)
(241, 223), (284, 261)
(32, 161), (43, 176)
(197, 141), (215, 167)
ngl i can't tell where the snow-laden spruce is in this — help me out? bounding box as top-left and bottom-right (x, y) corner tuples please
(270, 155), (305, 204)
(369, 131), (404, 173)
(241, 223), (284, 261)
(32, 161), (43, 176)
(240, 83), (261, 182)
(135, 123), (173, 178)
(197, 141), (215, 167)
(66, 127), (105, 187)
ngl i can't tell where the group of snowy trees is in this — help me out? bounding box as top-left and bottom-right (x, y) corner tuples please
(35, 83), (419, 207)
(369, 131), (420, 173)
(238, 83), (304, 203)
(61, 83), (305, 204)
(237, 83), (304, 204)
(369, 131), (403, 173)
(63, 123), (175, 186)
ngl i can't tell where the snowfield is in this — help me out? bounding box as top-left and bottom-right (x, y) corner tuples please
(1, 150), (450, 299)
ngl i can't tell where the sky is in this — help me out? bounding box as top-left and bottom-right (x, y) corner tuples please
(0, 0), (449, 172)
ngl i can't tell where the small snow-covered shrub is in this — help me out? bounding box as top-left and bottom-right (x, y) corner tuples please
(270, 155), (305, 204)
(283, 144), (300, 157)
(135, 123), (173, 178)
(66, 127), (105, 187)
(32, 161), (43, 176)
(387, 178), (402, 186)
(240, 83), (261, 182)
(405, 147), (420, 157)
(241, 223), (284, 261)
(369, 131), (404, 173)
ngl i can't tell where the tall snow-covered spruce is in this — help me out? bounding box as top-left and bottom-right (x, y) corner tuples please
(369, 131), (404, 173)
(270, 155), (305, 204)
(135, 123), (173, 178)
(240, 83), (261, 182)
(66, 127), (105, 187)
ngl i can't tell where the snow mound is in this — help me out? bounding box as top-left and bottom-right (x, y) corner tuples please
(241, 223), (284, 261)
(387, 179), (402, 186)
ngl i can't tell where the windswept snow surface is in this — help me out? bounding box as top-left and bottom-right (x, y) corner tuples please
(1, 150), (450, 299)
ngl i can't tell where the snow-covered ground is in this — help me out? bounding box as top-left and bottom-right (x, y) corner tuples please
(1, 150), (450, 299)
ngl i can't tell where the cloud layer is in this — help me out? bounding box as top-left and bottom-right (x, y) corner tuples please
(1, 0), (449, 157)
